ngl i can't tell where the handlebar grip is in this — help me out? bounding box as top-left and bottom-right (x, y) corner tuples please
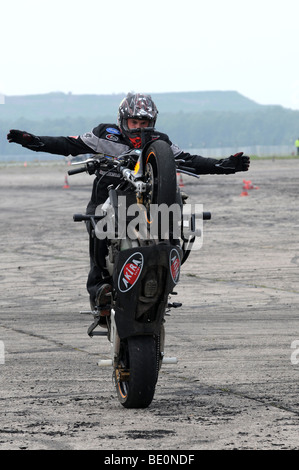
(73, 214), (91, 222)
(68, 166), (86, 176)
(203, 212), (211, 220)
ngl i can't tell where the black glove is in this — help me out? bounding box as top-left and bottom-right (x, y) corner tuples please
(215, 152), (250, 173)
(7, 129), (43, 149)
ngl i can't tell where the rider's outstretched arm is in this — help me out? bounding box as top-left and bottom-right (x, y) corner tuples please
(7, 129), (94, 156)
(175, 150), (250, 175)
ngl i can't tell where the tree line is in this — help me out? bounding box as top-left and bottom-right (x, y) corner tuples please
(1, 106), (299, 155)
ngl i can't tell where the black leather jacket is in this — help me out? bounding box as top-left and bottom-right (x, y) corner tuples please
(30, 123), (241, 208)
(36, 122), (228, 175)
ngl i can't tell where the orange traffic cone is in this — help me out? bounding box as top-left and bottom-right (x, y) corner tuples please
(178, 173), (184, 188)
(243, 179), (259, 190)
(243, 179), (253, 190)
(63, 175), (70, 189)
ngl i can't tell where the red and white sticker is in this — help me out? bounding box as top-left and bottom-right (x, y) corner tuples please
(118, 252), (144, 293)
(170, 249), (180, 284)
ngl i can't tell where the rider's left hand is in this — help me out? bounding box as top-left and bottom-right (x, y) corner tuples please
(215, 152), (250, 173)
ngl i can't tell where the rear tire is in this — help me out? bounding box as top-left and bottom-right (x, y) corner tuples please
(115, 335), (158, 408)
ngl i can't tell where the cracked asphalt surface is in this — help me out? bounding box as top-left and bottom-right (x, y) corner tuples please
(0, 158), (298, 450)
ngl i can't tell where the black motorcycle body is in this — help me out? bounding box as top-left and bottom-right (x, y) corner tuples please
(69, 136), (210, 408)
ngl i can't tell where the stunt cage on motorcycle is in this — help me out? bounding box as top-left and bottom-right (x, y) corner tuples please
(68, 137), (211, 408)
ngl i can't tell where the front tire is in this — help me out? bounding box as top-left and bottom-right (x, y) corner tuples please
(143, 140), (177, 207)
(143, 141), (178, 240)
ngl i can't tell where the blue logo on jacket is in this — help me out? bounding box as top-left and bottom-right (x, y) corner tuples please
(106, 127), (121, 135)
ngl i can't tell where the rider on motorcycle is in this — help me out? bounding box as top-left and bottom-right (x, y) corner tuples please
(7, 92), (250, 310)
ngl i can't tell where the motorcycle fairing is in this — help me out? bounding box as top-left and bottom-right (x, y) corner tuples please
(113, 243), (182, 339)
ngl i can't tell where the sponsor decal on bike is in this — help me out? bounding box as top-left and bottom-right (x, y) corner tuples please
(118, 252), (144, 292)
(106, 134), (119, 142)
(170, 248), (180, 284)
(98, 168), (121, 178)
(106, 127), (121, 135)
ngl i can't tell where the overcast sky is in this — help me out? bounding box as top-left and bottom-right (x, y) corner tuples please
(1, 0), (299, 109)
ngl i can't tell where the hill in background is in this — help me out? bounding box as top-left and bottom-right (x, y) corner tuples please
(0, 90), (261, 121)
(1, 91), (299, 155)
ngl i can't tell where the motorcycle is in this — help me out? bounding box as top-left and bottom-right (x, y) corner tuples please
(68, 135), (211, 408)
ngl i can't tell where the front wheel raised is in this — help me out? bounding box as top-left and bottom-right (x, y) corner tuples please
(115, 335), (158, 408)
(143, 140), (177, 208)
(143, 140), (178, 240)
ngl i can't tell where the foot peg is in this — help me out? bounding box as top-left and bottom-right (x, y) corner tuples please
(162, 356), (178, 364)
(97, 357), (178, 367)
(167, 301), (182, 309)
(98, 359), (113, 367)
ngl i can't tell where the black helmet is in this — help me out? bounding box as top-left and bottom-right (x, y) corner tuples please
(117, 92), (158, 137)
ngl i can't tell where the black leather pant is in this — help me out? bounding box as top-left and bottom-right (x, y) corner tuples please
(85, 200), (111, 303)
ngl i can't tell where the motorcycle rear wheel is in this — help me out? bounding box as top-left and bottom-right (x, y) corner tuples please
(115, 335), (158, 408)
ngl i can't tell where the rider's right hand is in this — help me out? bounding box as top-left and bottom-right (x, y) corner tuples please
(7, 129), (42, 148)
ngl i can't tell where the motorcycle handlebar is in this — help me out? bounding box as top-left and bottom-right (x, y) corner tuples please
(73, 213), (105, 222)
(73, 213), (90, 221)
(68, 166), (86, 176)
